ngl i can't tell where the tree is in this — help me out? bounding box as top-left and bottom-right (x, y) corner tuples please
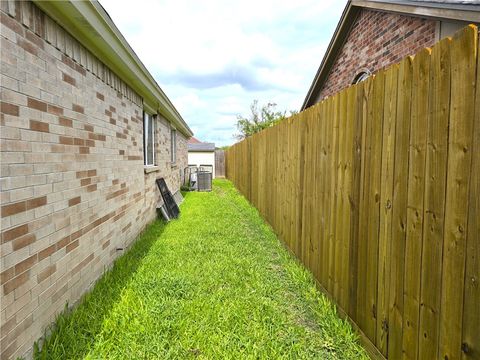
(235, 100), (293, 140)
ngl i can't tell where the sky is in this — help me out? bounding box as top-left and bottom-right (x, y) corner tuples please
(99, 0), (347, 146)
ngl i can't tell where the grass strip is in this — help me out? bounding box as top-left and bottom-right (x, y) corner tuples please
(34, 179), (368, 359)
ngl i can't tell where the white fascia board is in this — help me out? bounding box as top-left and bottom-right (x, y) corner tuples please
(352, 0), (480, 23)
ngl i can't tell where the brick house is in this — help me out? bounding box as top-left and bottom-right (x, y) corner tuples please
(0, 1), (193, 358)
(302, 0), (480, 109)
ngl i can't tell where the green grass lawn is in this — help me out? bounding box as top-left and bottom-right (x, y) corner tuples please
(35, 179), (367, 359)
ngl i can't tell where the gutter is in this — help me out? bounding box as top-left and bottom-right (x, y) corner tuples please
(33, 0), (193, 137)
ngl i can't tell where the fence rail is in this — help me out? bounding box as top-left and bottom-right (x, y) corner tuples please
(226, 25), (479, 360)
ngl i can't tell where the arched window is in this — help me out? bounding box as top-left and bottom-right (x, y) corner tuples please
(352, 70), (371, 84)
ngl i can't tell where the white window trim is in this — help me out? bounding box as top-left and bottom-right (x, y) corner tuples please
(144, 112), (155, 167)
(171, 127), (177, 165)
(352, 69), (371, 85)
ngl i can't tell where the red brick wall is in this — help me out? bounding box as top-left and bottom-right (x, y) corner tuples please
(316, 9), (437, 101)
(0, 2), (187, 359)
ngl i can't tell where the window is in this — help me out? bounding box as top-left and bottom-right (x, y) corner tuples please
(352, 71), (371, 85)
(171, 128), (176, 164)
(144, 112), (155, 166)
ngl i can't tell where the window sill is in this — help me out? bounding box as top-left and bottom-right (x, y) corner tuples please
(144, 165), (160, 174)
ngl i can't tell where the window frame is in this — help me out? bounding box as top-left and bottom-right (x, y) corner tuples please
(171, 128), (177, 165)
(352, 70), (371, 85)
(143, 112), (156, 167)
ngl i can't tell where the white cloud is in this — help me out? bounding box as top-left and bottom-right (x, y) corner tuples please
(99, 0), (347, 146)
(173, 93), (206, 113)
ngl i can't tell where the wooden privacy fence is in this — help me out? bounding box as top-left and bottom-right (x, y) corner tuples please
(226, 26), (479, 360)
(215, 149), (225, 177)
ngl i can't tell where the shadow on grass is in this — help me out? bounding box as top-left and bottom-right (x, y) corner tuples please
(34, 220), (166, 360)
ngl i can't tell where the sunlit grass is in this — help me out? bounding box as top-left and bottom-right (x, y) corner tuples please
(34, 179), (367, 359)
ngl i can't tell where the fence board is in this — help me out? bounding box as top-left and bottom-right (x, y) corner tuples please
(225, 25), (479, 359)
(301, 111), (310, 266)
(417, 36), (451, 360)
(461, 34), (480, 360)
(297, 118), (305, 259)
(362, 69), (386, 343)
(439, 25), (477, 360)
(357, 77), (374, 335)
(348, 81), (365, 322)
(387, 56), (413, 360)
(334, 90), (348, 304)
(323, 97), (334, 291)
(312, 106), (322, 282)
(402, 46), (431, 360)
(317, 100), (327, 287)
(329, 93), (340, 298)
(310, 108), (318, 274)
(377, 63), (398, 356)
(340, 85), (355, 311)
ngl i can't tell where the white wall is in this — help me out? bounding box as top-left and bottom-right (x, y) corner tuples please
(188, 151), (216, 178)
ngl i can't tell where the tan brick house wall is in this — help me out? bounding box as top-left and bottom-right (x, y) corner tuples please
(316, 9), (437, 101)
(0, 2), (188, 359)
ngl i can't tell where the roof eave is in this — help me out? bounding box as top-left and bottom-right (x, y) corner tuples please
(301, 1), (359, 110)
(33, 0), (193, 137)
(187, 142), (216, 152)
(355, 0), (480, 22)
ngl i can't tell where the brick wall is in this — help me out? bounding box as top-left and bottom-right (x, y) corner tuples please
(316, 9), (437, 101)
(0, 2), (187, 359)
